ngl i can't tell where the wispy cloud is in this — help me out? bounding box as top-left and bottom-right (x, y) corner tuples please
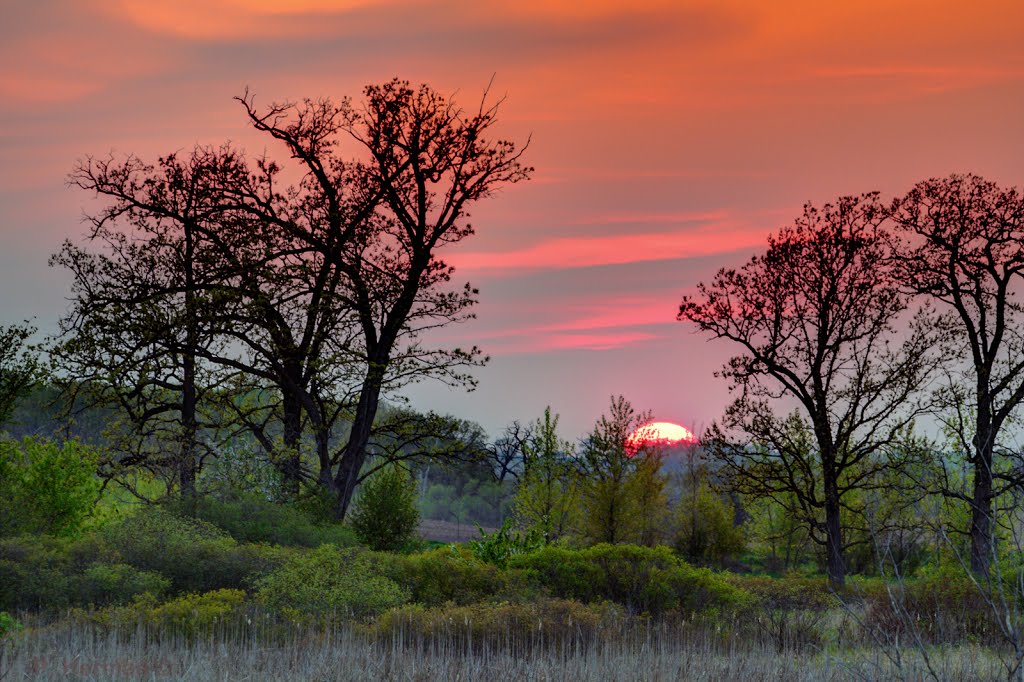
(450, 221), (767, 272)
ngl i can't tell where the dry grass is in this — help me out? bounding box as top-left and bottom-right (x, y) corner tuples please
(3, 618), (1004, 681)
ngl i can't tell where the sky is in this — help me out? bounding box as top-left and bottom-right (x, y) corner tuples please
(2, 0), (1023, 439)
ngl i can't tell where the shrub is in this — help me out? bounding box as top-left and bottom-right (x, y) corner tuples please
(102, 506), (277, 593)
(75, 563), (171, 606)
(350, 465), (420, 551)
(76, 589), (250, 640)
(255, 546), (409, 622)
(469, 519), (544, 568)
(0, 612), (20, 639)
(377, 546), (518, 606)
(508, 543), (747, 616)
(0, 536), (74, 610)
(167, 495), (358, 548)
(0, 536), (169, 610)
(0, 610), (21, 678)
(374, 599), (626, 649)
(145, 589), (248, 637)
(0, 437), (99, 537)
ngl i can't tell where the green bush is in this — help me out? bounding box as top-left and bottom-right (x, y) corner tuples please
(102, 506), (279, 593)
(673, 483), (745, 567)
(0, 437), (99, 537)
(0, 612), (20, 639)
(167, 495), (358, 548)
(0, 536), (168, 610)
(508, 543), (747, 616)
(255, 545), (409, 622)
(350, 465), (420, 551)
(469, 519), (544, 568)
(377, 546), (519, 606)
(75, 563), (171, 606)
(75, 589), (250, 640)
(0, 536), (75, 610)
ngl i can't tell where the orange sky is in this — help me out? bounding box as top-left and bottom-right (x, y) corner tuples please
(2, 0), (1022, 436)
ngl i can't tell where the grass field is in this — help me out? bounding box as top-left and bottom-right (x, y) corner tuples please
(3, 615), (1007, 681)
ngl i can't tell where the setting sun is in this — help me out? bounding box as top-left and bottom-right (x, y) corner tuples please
(626, 421), (696, 454)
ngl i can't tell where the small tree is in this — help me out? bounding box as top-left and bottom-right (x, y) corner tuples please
(577, 396), (652, 545)
(0, 438), (99, 537)
(349, 463), (420, 551)
(513, 407), (579, 543)
(672, 445), (744, 566)
(631, 447), (670, 547)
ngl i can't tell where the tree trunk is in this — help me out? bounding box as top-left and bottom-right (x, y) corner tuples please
(179, 350), (198, 502)
(970, 408), (995, 575)
(279, 394), (303, 499)
(332, 359), (386, 520)
(824, 475), (845, 589)
(179, 221), (198, 503)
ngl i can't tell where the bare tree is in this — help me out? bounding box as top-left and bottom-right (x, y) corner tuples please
(679, 194), (933, 587)
(240, 79), (531, 518)
(890, 174), (1024, 575)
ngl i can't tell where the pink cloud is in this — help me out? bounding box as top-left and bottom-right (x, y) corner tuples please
(450, 222), (768, 272)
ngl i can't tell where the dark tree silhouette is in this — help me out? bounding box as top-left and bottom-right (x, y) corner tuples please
(891, 174), (1024, 575)
(57, 79), (530, 516)
(679, 195), (933, 588)
(239, 80), (531, 518)
(55, 148), (248, 497)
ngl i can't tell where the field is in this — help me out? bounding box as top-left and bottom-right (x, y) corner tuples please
(4, 615), (1006, 681)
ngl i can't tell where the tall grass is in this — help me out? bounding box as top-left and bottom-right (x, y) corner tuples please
(5, 615), (1004, 681)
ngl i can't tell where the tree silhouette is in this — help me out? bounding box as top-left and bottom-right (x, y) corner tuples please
(56, 79), (530, 516)
(679, 195), (933, 587)
(239, 80), (531, 518)
(891, 174), (1024, 575)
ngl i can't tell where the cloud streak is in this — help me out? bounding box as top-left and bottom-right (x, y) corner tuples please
(450, 221), (767, 272)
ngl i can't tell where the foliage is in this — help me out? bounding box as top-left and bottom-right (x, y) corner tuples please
(74, 589), (250, 641)
(255, 546), (409, 622)
(350, 464), (420, 552)
(0, 322), (40, 426)
(681, 194), (934, 587)
(0, 437), (99, 537)
(730, 574), (836, 651)
(508, 544), (747, 616)
(673, 481), (745, 567)
(167, 494), (357, 548)
(469, 519), (545, 568)
(75, 563), (171, 607)
(862, 563), (1003, 645)
(376, 546), (516, 607)
(512, 407), (579, 542)
(101, 506), (283, 593)
(0, 612), (21, 640)
(0, 536), (167, 610)
(576, 396), (652, 545)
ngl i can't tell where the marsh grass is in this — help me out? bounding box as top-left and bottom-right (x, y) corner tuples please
(4, 611), (1005, 681)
